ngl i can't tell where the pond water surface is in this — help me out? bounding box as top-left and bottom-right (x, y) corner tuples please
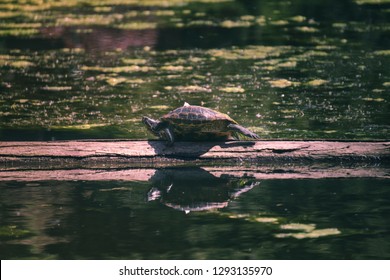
(1, 175), (390, 259)
(0, 0), (389, 259)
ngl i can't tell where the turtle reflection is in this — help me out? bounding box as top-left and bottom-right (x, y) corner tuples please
(147, 167), (259, 213)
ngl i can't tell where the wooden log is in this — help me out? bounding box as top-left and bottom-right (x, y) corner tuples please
(1, 140), (389, 181)
(0, 165), (388, 182)
(0, 140), (389, 168)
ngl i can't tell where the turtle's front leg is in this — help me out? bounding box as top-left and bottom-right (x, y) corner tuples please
(155, 122), (175, 146)
(162, 127), (175, 146)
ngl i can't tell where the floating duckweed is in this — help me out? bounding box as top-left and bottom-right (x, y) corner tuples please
(256, 16), (266, 25)
(127, 78), (147, 84)
(51, 123), (109, 130)
(254, 217), (279, 224)
(6, 60), (34, 68)
(176, 85), (212, 92)
(240, 15), (255, 21)
(306, 79), (328, 86)
(362, 97), (385, 102)
(220, 20), (252, 28)
(153, 10), (175, 16)
(295, 50), (329, 61)
(208, 45), (291, 60)
(0, 11), (19, 18)
(195, 12), (206, 17)
(187, 20), (215, 27)
(315, 45), (338, 50)
(270, 20), (289, 26)
(17, 99), (29, 104)
(0, 29), (39, 36)
(93, 6), (112, 12)
(81, 65), (155, 73)
(373, 50), (390, 56)
(105, 77), (127, 86)
(277, 61), (297, 68)
(0, 25), (40, 36)
(116, 22), (158, 30)
(276, 222), (341, 239)
(280, 223), (316, 232)
(122, 58), (148, 65)
(354, 0), (390, 5)
(281, 109), (300, 114)
(228, 214), (250, 219)
(290, 15), (307, 22)
(42, 86), (72, 91)
(56, 14), (122, 26)
(275, 228), (341, 239)
(149, 105), (170, 110)
(161, 65), (192, 71)
(295, 26), (319, 33)
(333, 22), (348, 29)
(0, 225), (31, 238)
(219, 86), (245, 93)
(268, 79), (293, 88)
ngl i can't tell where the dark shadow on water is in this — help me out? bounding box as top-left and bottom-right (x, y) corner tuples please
(147, 167), (259, 213)
(147, 140), (257, 158)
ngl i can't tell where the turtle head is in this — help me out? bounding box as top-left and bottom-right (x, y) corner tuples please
(142, 116), (161, 137)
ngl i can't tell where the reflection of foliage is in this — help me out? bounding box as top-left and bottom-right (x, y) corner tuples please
(0, 225), (31, 239)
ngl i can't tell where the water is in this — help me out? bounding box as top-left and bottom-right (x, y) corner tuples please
(0, 0), (389, 140)
(0, 0), (390, 259)
(1, 174), (389, 259)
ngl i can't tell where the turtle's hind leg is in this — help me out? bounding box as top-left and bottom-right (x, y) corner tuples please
(227, 124), (260, 140)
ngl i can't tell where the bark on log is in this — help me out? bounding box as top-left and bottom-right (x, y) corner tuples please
(0, 140), (389, 167)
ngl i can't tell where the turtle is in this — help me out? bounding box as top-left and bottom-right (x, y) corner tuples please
(142, 102), (260, 145)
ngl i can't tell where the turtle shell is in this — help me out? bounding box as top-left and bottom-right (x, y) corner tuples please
(160, 105), (238, 140)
